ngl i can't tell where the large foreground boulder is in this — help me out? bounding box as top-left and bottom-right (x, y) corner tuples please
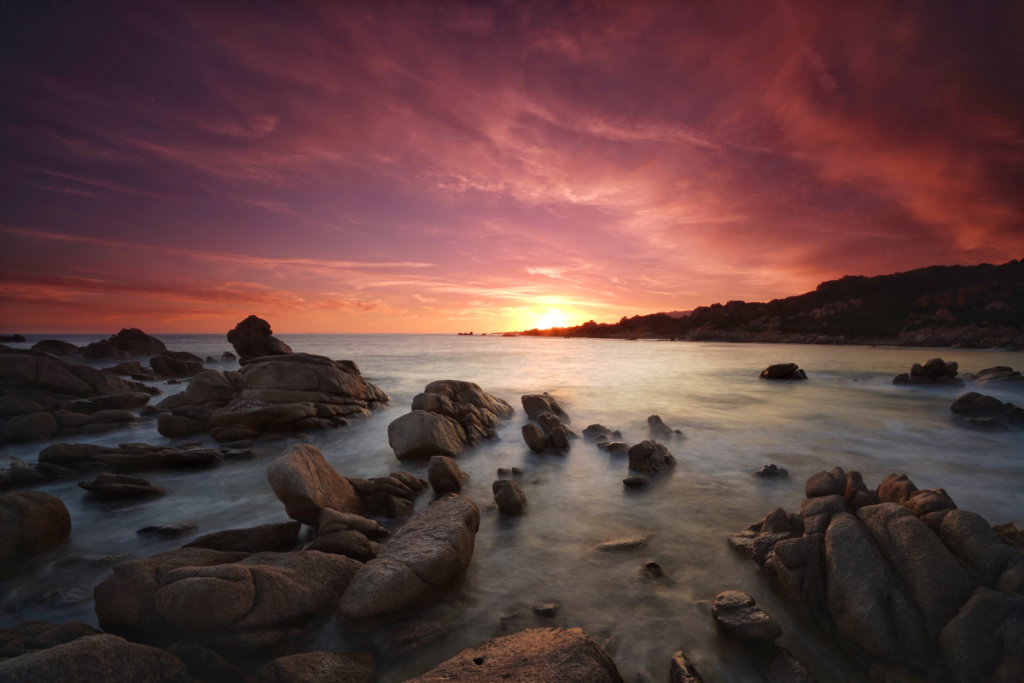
(267, 444), (363, 523)
(0, 492), (72, 579)
(0, 634), (188, 683)
(388, 411), (467, 461)
(252, 652), (374, 683)
(939, 587), (1024, 683)
(228, 315), (293, 359)
(339, 494), (480, 620)
(405, 627), (623, 683)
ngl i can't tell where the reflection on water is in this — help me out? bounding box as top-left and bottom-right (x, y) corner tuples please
(2, 334), (1022, 682)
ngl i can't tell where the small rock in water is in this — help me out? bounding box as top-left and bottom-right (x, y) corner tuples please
(641, 561), (666, 579)
(669, 650), (703, 683)
(597, 535), (650, 552)
(648, 415), (677, 438)
(137, 522), (197, 537)
(166, 378), (181, 384)
(623, 475), (650, 488)
(511, 467), (523, 475)
(756, 464), (789, 477)
(611, 430), (622, 439)
(711, 591), (783, 642)
(532, 603), (559, 617)
(606, 442), (629, 455)
(493, 479), (527, 515)
(497, 467), (511, 476)
(78, 473), (166, 499)
(38, 585), (92, 606)
(521, 423), (548, 453)
(758, 363), (808, 380)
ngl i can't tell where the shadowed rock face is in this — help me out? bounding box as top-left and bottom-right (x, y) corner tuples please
(339, 494), (480, 620)
(0, 634), (189, 683)
(404, 627), (623, 683)
(227, 315), (293, 359)
(267, 444), (363, 523)
(0, 492), (72, 580)
(252, 652), (375, 683)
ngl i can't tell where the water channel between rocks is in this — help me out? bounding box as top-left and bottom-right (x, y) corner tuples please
(2, 334), (1022, 682)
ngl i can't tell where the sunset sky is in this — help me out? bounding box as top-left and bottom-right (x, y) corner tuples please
(2, 1), (1022, 333)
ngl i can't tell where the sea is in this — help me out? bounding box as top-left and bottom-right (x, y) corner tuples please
(2, 334), (1022, 682)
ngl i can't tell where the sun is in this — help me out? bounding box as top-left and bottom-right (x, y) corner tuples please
(534, 309), (570, 330)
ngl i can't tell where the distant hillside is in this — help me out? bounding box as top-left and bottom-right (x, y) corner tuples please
(521, 260), (1024, 348)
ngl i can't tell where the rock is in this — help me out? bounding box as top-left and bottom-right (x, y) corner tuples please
(904, 488), (956, 516)
(0, 619), (102, 657)
(38, 442), (221, 471)
(759, 363), (808, 380)
(154, 551), (362, 630)
(31, 339), (81, 356)
(756, 464), (788, 477)
(306, 529), (379, 562)
(647, 415), (676, 437)
(206, 356), (216, 363)
(669, 650), (704, 683)
(764, 533), (826, 616)
(939, 587), (1024, 683)
(728, 508), (803, 563)
(597, 535), (649, 551)
(606, 442), (629, 455)
(105, 329), (168, 357)
(493, 479), (527, 514)
(950, 392), (1009, 418)
(150, 354), (203, 378)
(338, 494), (480, 619)
(137, 523), (196, 538)
(993, 522), (1024, 549)
(894, 358), (964, 387)
(824, 513), (931, 666)
(412, 380), (514, 446)
(626, 440), (676, 473)
(805, 467), (846, 498)
(711, 591), (782, 642)
(801, 495), (845, 535)
(104, 361), (143, 376)
(0, 492), (72, 579)
(1, 349), (145, 402)
(428, 455), (468, 494)
(251, 652), (375, 683)
(388, 410), (468, 461)
(521, 393), (570, 422)
(79, 473), (167, 499)
(857, 503), (977, 637)
(939, 510), (1017, 586)
(221, 351), (237, 362)
(347, 473), (428, 518)
(317, 507), (389, 538)
(404, 627), (622, 683)
(623, 475), (650, 488)
(227, 315), (294, 359)
(185, 521), (302, 553)
(532, 603), (559, 617)
(582, 424), (611, 440)
(877, 473), (918, 504)
(0, 333), (26, 342)
(512, 467), (522, 475)
(547, 423), (570, 452)
(3, 411), (59, 442)
(165, 641), (247, 683)
(0, 634), (188, 683)
(83, 339), (132, 360)
(521, 423), (548, 452)
(755, 647), (818, 683)
(267, 444), (362, 523)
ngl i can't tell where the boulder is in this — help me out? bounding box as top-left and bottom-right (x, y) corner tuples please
(626, 440), (676, 473)
(227, 315), (294, 359)
(582, 424), (612, 440)
(221, 351), (237, 362)
(106, 329), (168, 357)
(267, 444), (362, 523)
(728, 508), (803, 564)
(606, 442), (629, 455)
(492, 479), (527, 515)
(346, 472), (428, 518)
(3, 411), (59, 442)
(755, 647), (818, 683)
(150, 354), (203, 378)
(164, 642), (247, 683)
(83, 339), (132, 361)
(0, 492), (72, 579)
(1, 350), (148, 401)
(412, 380), (515, 446)
(184, 521), (302, 553)
(669, 650), (704, 683)
(79, 473), (167, 499)
(877, 473), (918, 504)
(764, 533), (826, 615)
(0, 619), (102, 658)
(31, 339), (81, 356)
(0, 634), (188, 683)
(824, 513), (931, 666)
(939, 587), (1024, 683)
(903, 488), (956, 517)
(521, 423), (548, 452)
(428, 455), (468, 494)
(800, 495), (845, 535)
(805, 467), (845, 498)
(521, 393), (570, 422)
(950, 392), (1009, 418)
(758, 363), (808, 380)
(647, 414), (677, 438)
(388, 410), (468, 461)
(893, 358), (964, 387)
(756, 464), (788, 477)
(339, 494), (480, 619)
(317, 507), (390, 538)
(39, 442), (222, 471)
(547, 423), (571, 452)
(305, 529), (379, 562)
(104, 361), (143, 376)
(252, 652), (374, 683)
(404, 627), (622, 683)
(711, 591), (782, 642)
(939, 510), (1017, 586)
(623, 475), (650, 488)
(857, 503), (977, 637)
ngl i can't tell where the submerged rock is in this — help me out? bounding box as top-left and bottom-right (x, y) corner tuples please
(756, 464), (789, 477)
(627, 440), (676, 473)
(79, 473), (167, 500)
(338, 494), (480, 620)
(404, 627), (622, 683)
(623, 475), (650, 488)
(0, 492), (72, 579)
(758, 363), (808, 380)
(492, 479), (527, 515)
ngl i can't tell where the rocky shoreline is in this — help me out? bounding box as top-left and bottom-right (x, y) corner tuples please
(1, 318), (1022, 682)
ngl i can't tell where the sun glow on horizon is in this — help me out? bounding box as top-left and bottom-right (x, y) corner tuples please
(532, 308), (572, 330)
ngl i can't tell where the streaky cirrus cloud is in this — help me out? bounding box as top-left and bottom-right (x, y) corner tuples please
(1, 0), (1021, 333)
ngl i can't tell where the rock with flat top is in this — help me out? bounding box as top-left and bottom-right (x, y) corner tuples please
(184, 521), (301, 553)
(388, 410), (467, 461)
(759, 363), (807, 380)
(627, 440), (676, 473)
(252, 652), (375, 683)
(0, 634), (188, 683)
(711, 591), (783, 642)
(79, 473), (166, 499)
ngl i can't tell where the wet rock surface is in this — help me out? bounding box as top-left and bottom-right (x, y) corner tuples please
(627, 440), (676, 473)
(892, 358), (964, 387)
(711, 590), (783, 642)
(251, 651), (375, 683)
(0, 491), (72, 579)
(79, 473), (167, 499)
(492, 478), (527, 514)
(758, 363), (808, 380)
(0, 633), (189, 683)
(427, 455), (468, 494)
(228, 315), (294, 359)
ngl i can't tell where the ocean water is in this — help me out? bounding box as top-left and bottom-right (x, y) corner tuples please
(2, 334), (1022, 682)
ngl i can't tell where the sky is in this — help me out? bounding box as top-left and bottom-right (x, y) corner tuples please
(1, 0), (1022, 334)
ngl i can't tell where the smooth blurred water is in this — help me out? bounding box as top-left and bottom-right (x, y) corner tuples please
(2, 334), (1022, 682)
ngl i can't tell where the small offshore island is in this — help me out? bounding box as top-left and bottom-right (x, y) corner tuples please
(1, 312), (1022, 682)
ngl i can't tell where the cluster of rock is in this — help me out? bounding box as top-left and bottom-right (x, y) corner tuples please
(758, 363), (808, 380)
(153, 353), (388, 441)
(1, 347), (157, 443)
(892, 358), (964, 387)
(519, 392), (576, 453)
(389, 381), (514, 461)
(962, 365), (1024, 386)
(728, 466), (1024, 681)
(950, 392), (1024, 429)
(0, 334), (26, 342)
